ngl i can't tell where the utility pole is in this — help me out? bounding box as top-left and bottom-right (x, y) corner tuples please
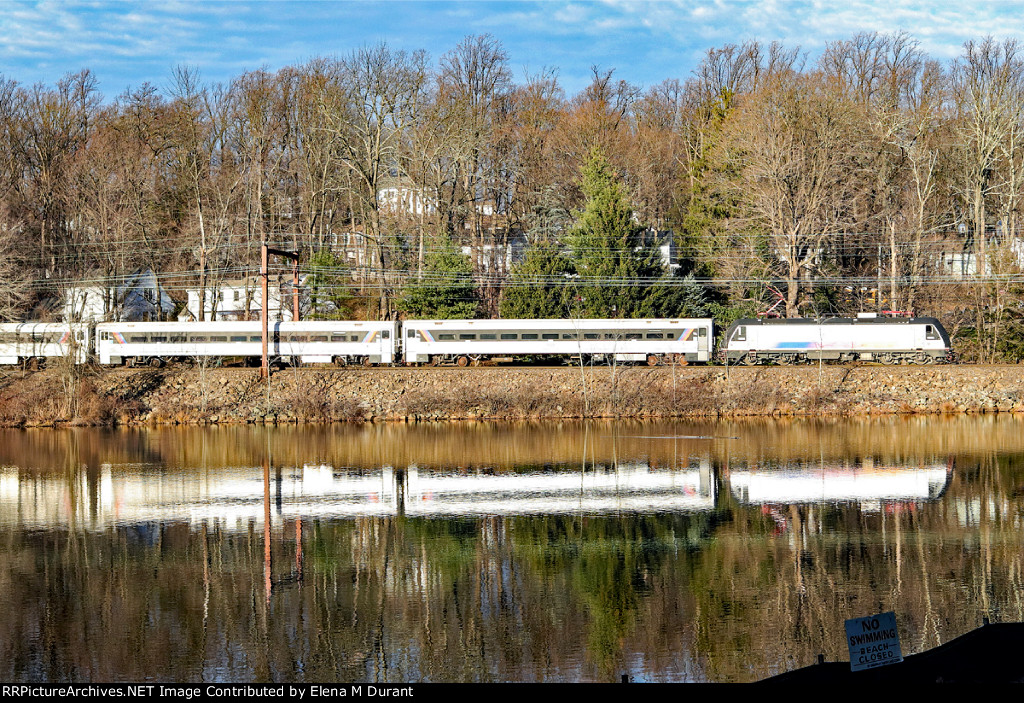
(261, 242), (301, 379)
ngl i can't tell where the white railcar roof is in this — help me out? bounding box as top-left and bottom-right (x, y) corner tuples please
(0, 322), (81, 332)
(95, 320), (395, 332)
(402, 318), (712, 330)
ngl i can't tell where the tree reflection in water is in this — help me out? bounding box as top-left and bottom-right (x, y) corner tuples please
(0, 417), (1022, 682)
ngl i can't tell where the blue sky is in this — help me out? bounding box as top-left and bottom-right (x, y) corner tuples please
(1, 1), (1023, 100)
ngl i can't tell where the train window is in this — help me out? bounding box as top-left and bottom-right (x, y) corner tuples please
(500, 333), (517, 340)
(311, 335), (328, 342)
(349, 335), (360, 342)
(407, 329), (416, 339)
(562, 333), (576, 339)
(438, 334), (455, 340)
(171, 336), (187, 343)
(480, 334), (497, 340)
(291, 336), (308, 343)
(926, 325), (939, 340)
(152, 337), (168, 343)
(459, 334), (476, 340)
(211, 336), (228, 342)
(231, 336), (248, 342)
(625, 333), (642, 340)
(382, 331), (390, 339)
(129, 336), (147, 343)
(699, 328), (708, 337)
(732, 326), (746, 342)
(542, 333), (559, 340)
(604, 333), (617, 340)
(584, 333), (599, 340)
(646, 333), (664, 339)
(191, 336), (207, 343)
(521, 333), (538, 340)
(250, 336), (262, 343)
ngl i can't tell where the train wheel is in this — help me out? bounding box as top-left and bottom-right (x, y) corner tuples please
(430, 356), (441, 367)
(740, 355), (757, 366)
(776, 355), (792, 366)
(149, 357), (164, 369)
(456, 356), (469, 367)
(362, 357), (373, 367)
(334, 356), (348, 367)
(646, 354), (660, 367)
(879, 353), (895, 365)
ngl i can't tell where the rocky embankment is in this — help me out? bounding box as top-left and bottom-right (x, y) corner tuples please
(0, 363), (1022, 427)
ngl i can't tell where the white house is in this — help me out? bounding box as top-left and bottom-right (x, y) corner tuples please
(62, 269), (176, 322)
(460, 232), (530, 273)
(178, 276), (307, 322)
(378, 184), (438, 217)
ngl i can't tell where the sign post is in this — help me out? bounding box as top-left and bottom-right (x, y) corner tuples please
(845, 611), (903, 672)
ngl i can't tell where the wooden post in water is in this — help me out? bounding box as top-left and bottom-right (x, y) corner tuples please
(264, 455), (271, 605)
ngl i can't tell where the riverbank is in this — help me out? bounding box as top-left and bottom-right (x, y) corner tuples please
(0, 364), (1022, 427)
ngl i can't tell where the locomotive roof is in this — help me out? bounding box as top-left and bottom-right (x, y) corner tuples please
(728, 316), (945, 325)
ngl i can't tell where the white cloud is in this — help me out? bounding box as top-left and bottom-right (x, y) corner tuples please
(2, 1), (1024, 97)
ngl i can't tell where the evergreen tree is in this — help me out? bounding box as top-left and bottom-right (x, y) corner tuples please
(499, 240), (575, 318)
(565, 149), (667, 318)
(306, 250), (355, 320)
(398, 238), (479, 319)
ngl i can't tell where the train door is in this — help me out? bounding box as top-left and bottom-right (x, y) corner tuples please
(697, 325), (710, 361)
(379, 326), (393, 364)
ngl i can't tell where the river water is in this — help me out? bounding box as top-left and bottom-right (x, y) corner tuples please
(1, 416), (1022, 683)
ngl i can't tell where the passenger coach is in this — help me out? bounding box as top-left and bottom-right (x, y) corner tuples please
(403, 318), (714, 366)
(95, 320), (398, 367)
(0, 323), (90, 366)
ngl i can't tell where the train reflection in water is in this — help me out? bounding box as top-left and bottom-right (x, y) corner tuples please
(728, 458), (954, 510)
(0, 457), (954, 531)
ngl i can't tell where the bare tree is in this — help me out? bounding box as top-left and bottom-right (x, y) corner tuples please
(950, 38), (1024, 277)
(722, 70), (858, 317)
(318, 44), (429, 318)
(439, 34), (513, 313)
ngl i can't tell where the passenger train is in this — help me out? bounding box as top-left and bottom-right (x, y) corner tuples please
(0, 314), (953, 367)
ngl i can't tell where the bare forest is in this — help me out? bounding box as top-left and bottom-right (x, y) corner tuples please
(3, 32), (1024, 361)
